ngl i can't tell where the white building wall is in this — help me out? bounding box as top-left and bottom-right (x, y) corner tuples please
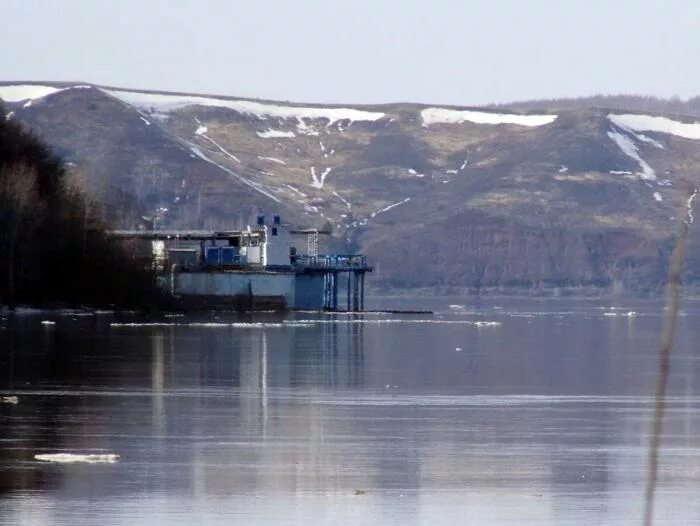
(246, 246), (262, 264)
(263, 225), (294, 266)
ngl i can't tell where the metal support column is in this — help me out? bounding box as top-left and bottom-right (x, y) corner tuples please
(327, 273), (333, 310)
(332, 271), (338, 311)
(360, 272), (365, 311)
(323, 273), (331, 310)
(352, 271), (360, 311)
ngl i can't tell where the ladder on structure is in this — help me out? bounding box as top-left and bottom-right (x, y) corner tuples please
(307, 231), (319, 257)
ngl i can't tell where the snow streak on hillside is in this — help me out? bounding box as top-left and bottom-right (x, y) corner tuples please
(607, 130), (656, 181)
(609, 114), (700, 140)
(605, 113), (700, 183)
(102, 89), (385, 124)
(422, 108), (557, 127)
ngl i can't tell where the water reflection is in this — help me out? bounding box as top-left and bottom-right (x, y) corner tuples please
(1, 302), (700, 524)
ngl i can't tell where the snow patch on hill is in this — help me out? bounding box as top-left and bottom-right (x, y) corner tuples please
(609, 114), (700, 140)
(0, 84), (95, 104)
(310, 167), (332, 189)
(422, 108), (557, 127)
(103, 89), (385, 124)
(0, 84), (66, 102)
(257, 129), (296, 138)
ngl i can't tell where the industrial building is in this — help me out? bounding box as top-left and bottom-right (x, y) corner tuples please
(110, 215), (371, 311)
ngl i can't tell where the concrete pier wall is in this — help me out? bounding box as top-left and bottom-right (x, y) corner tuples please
(294, 274), (325, 310)
(174, 271), (324, 310)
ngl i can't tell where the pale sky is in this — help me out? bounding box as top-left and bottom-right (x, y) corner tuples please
(2, 0), (698, 106)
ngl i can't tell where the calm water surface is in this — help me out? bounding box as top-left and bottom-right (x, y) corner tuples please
(1, 297), (700, 525)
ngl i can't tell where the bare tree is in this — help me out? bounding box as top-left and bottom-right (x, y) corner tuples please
(0, 163), (40, 308)
(62, 168), (102, 258)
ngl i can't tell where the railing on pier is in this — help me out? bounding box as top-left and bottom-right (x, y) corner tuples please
(293, 254), (370, 271)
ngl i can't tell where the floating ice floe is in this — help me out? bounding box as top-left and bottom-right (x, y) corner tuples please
(287, 319), (501, 326)
(603, 311), (637, 317)
(110, 322), (314, 328)
(1, 396), (18, 405)
(35, 453), (120, 464)
(421, 108), (557, 127)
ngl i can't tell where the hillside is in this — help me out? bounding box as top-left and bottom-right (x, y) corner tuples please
(3, 82), (700, 294)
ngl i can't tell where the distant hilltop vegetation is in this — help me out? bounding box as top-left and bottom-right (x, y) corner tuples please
(3, 82), (700, 294)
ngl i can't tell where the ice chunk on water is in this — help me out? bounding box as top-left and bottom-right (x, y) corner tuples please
(34, 453), (120, 464)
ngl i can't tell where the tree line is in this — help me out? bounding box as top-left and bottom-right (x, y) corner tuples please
(488, 94), (700, 119)
(0, 102), (160, 309)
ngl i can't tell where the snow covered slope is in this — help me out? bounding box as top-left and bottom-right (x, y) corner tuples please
(102, 88), (386, 125)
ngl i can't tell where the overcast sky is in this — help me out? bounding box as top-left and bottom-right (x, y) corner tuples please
(2, 0), (698, 105)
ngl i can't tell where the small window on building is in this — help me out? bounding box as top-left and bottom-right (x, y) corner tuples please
(273, 215), (281, 225)
(272, 227), (278, 236)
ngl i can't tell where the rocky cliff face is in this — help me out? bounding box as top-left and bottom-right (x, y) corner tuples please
(3, 82), (700, 293)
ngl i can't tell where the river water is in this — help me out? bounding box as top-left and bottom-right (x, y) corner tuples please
(1, 297), (700, 525)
